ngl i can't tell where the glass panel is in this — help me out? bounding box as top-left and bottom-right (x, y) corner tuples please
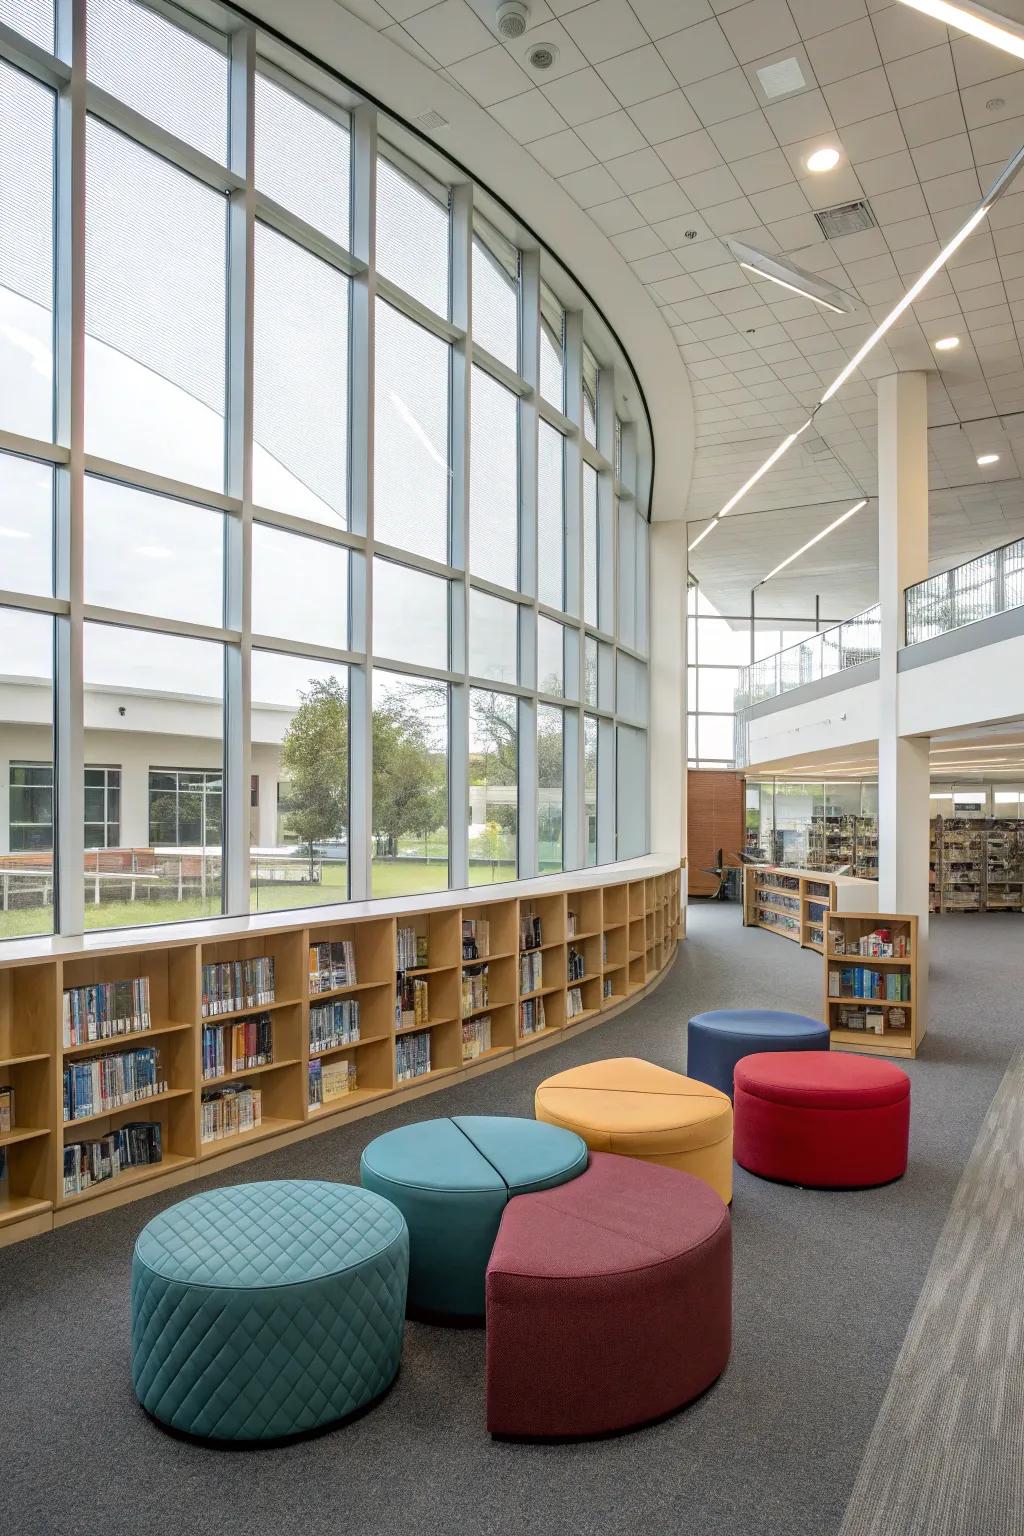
(584, 713), (598, 867)
(0, 62), (54, 442)
(0, 608), (53, 937)
(617, 725), (646, 858)
(376, 155), (449, 318)
(537, 421), (564, 611)
(469, 589), (517, 684)
(540, 282), (564, 411)
(251, 651), (349, 912)
(582, 342), (599, 447)
(372, 558), (447, 670)
(371, 670), (449, 897)
(88, 0), (229, 163)
(697, 616), (751, 666)
(374, 302), (450, 562)
(253, 222), (349, 526)
(84, 624), (224, 928)
(537, 615), (563, 698)
(469, 688), (517, 885)
(84, 477), (223, 625)
(583, 464), (598, 627)
(538, 703), (563, 873)
(0, 0), (53, 49)
(84, 766), (120, 849)
(584, 635), (598, 707)
(687, 713), (696, 762)
(0, 453), (52, 597)
(618, 503), (636, 648)
(255, 70), (350, 247)
(697, 667), (739, 713)
(598, 640), (614, 712)
(636, 515), (648, 655)
(698, 715), (735, 761)
(470, 366), (518, 589)
(616, 652), (647, 723)
(472, 221), (518, 371)
(85, 118), (227, 491)
(253, 523), (348, 650)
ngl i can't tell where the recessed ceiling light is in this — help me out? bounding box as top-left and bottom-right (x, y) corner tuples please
(977, 453), (1000, 465)
(806, 146), (840, 173)
(934, 335), (960, 350)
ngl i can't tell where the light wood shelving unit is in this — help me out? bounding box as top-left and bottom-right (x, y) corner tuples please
(824, 911), (920, 1060)
(0, 866), (681, 1247)
(743, 865), (878, 954)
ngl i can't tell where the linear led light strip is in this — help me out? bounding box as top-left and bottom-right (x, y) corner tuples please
(738, 261), (846, 315)
(757, 499), (869, 586)
(895, 0), (1024, 57)
(689, 135), (1024, 556)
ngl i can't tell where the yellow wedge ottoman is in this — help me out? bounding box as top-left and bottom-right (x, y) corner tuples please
(534, 1057), (733, 1204)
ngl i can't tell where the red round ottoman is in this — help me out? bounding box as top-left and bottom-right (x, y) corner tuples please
(485, 1151), (731, 1438)
(734, 1052), (910, 1189)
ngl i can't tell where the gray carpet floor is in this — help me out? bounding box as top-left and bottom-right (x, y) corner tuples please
(2, 902), (1021, 1536)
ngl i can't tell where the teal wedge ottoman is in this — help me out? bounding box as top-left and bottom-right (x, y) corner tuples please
(360, 1115), (588, 1319)
(131, 1180), (408, 1442)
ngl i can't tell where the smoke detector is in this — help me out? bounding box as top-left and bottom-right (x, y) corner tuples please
(496, 1), (530, 39)
(526, 40), (559, 70)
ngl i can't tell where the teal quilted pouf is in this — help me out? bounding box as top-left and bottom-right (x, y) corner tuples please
(360, 1116), (587, 1318)
(131, 1180), (408, 1442)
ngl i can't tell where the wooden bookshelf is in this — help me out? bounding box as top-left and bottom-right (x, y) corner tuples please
(743, 865), (878, 953)
(824, 912), (920, 1059)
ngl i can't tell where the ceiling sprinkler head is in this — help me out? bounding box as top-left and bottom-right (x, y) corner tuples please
(496, 1), (530, 40)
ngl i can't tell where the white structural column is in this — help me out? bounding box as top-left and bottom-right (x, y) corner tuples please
(877, 371), (930, 1016)
(649, 515), (686, 877)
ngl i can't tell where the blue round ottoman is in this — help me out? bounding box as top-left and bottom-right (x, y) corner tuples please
(360, 1115), (587, 1319)
(687, 1010), (829, 1099)
(131, 1180), (408, 1441)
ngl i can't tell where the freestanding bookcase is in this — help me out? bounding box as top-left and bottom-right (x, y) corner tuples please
(743, 865), (878, 953)
(0, 861), (681, 1248)
(823, 911), (919, 1059)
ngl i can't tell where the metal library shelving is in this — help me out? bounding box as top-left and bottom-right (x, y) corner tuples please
(929, 818), (1024, 913)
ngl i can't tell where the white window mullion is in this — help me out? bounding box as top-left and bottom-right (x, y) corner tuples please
(448, 179), (472, 892)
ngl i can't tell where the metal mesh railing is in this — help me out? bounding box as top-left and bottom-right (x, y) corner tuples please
(905, 537), (1024, 644)
(735, 605), (881, 710)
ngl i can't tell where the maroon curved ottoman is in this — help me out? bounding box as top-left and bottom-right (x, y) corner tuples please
(734, 1051), (910, 1189)
(485, 1151), (731, 1438)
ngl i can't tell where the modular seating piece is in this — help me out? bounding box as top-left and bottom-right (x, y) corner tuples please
(734, 1051), (911, 1189)
(687, 1008), (829, 1099)
(360, 1115), (588, 1318)
(486, 1150), (731, 1438)
(534, 1056), (734, 1204)
(131, 1180), (408, 1442)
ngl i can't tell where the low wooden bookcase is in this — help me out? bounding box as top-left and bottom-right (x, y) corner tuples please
(824, 912), (919, 1060)
(0, 864), (681, 1248)
(743, 865), (878, 954)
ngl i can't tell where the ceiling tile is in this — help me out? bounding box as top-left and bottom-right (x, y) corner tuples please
(856, 148), (917, 195)
(587, 194), (646, 233)
(401, 0), (495, 65)
(611, 224), (666, 260)
(716, 0), (799, 66)
(529, 126), (596, 176)
(748, 182), (810, 222)
(541, 67), (620, 125)
(628, 89), (703, 143)
(596, 45), (679, 106)
(560, 0), (649, 65)
(950, 33), (1024, 89)
(606, 145), (676, 192)
(706, 108), (777, 160)
(767, 211), (825, 249)
(631, 180), (694, 220)
(576, 108), (648, 158)
(447, 45), (534, 105)
(840, 111), (907, 162)
(558, 162), (624, 206)
(658, 18), (737, 87)
(897, 91), (967, 148)
(731, 147), (796, 194)
(683, 68), (761, 126)
(631, 250), (685, 282)
(656, 128), (723, 179)
(871, 2), (947, 63)
(680, 163), (744, 206)
(375, 0), (439, 19)
(488, 89), (568, 142)
(763, 88), (835, 145)
(509, 17), (589, 81)
(823, 67), (896, 127)
(922, 167), (982, 214)
(630, 0), (713, 40)
(381, 23), (438, 66)
(705, 195), (759, 235)
(884, 44), (957, 110)
(806, 19), (882, 87)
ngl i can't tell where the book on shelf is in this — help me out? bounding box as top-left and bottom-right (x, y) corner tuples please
(308, 940), (356, 993)
(831, 926), (909, 959)
(201, 1085), (262, 1143)
(62, 1120), (163, 1197)
(519, 996), (546, 1037)
(63, 1046), (166, 1123)
(519, 912), (542, 950)
(462, 966), (489, 1015)
(566, 909), (578, 938)
(566, 985), (584, 1018)
(397, 975), (429, 1028)
(63, 977), (152, 1048)
(201, 958), (274, 1018)
(828, 967), (910, 1002)
(462, 919), (489, 961)
(308, 1057), (358, 1108)
(397, 926), (429, 971)
(0, 1085), (13, 1134)
(462, 1015), (491, 1062)
(309, 998), (360, 1054)
(603, 977), (613, 999)
(395, 1030), (431, 1083)
(202, 1013), (273, 1080)
(601, 934), (609, 965)
(519, 950), (542, 994)
(567, 945), (585, 982)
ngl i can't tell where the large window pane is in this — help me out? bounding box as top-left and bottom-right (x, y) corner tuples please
(374, 303), (450, 561)
(470, 367), (518, 589)
(537, 615), (563, 698)
(469, 689), (517, 885)
(373, 558), (447, 670)
(616, 725), (646, 859)
(84, 624), (224, 928)
(251, 651), (349, 913)
(253, 524), (348, 651)
(0, 62), (54, 442)
(537, 421), (564, 610)
(698, 667), (740, 712)
(540, 282), (564, 412)
(87, 0), (229, 163)
(584, 713), (598, 867)
(1, 454), (52, 597)
(472, 222), (518, 371)
(0, 607), (53, 938)
(376, 155), (449, 318)
(699, 617), (751, 665)
(583, 464), (599, 627)
(698, 715), (735, 761)
(255, 71), (350, 248)
(469, 589), (517, 684)
(538, 703), (563, 873)
(372, 670), (448, 896)
(616, 652), (647, 724)
(582, 342), (599, 447)
(85, 119), (227, 491)
(84, 477), (224, 625)
(253, 222), (349, 526)
(0, 0), (53, 49)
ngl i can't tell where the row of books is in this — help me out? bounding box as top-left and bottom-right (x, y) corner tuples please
(520, 912), (542, 950)
(520, 950), (542, 994)
(832, 1004), (909, 1034)
(462, 918), (489, 961)
(396, 1031), (431, 1082)
(566, 985), (586, 1018)
(309, 940), (357, 993)
(309, 999), (360, 1054)
(567, 945), (585, 982)
(519, 996), (546, 1036)
(463, 966), (489, 1015)
(63, 1047), (166, 1123)
(397, 927), (429, 971)
(0, 1085), (13, 1134)
(201, 1085), (262, 1143)
(63, 1122), (163, 1197)
(397, 975), (429, 1028)
(63, 978), (152, 1048)
(201, 958), (275, 1018)
(201, 1014), (273, 1081)
(308, 1057), (358, 1108)
(830, 927), (910, 959)
(462, 1016), (491, 1061)
(828, 967), (911, 1002)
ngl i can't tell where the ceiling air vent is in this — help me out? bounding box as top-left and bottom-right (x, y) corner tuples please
(412, 108), (448, 131)
(815, 200), (876, 240)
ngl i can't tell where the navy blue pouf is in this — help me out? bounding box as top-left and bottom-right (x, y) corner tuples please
(687, 1010), (829, 1100)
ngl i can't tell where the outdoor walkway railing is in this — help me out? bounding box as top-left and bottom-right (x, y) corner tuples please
(735, 605), (881, 710)
(905, 536), (1024, 644)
